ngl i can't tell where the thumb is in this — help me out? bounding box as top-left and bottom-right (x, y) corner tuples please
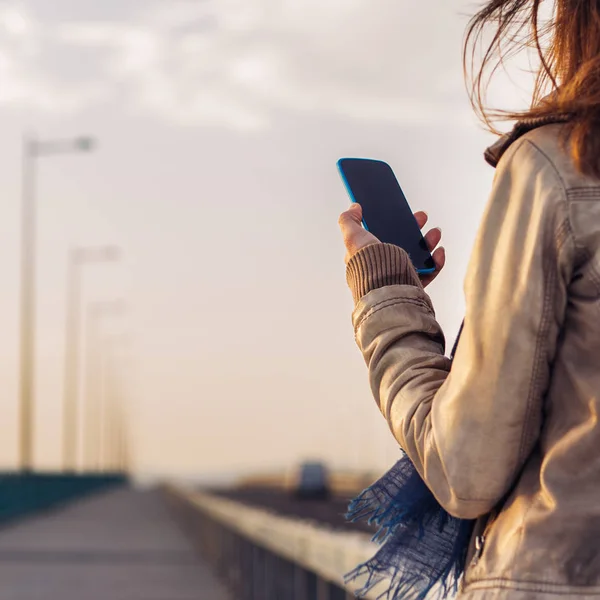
(339, 203), (363, 229)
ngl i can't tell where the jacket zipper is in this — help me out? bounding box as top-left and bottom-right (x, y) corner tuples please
(470, 509), (498, 567)
(471, 534), (486, 566)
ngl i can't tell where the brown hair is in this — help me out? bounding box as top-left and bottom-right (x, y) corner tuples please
(464, 0), (600, 178)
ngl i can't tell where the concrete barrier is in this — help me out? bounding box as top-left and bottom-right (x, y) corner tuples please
(165, 485), (390, 599)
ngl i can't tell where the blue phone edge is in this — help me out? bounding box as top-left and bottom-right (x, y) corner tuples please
(336, 158), (436, 276)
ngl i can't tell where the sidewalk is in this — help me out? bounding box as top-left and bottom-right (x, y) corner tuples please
(0, 488), (228, 600)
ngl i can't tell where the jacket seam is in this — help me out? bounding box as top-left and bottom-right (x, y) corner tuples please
(463, 576), (600, 594)
(510, 138), (567, 572)
(517, 262), (556, 463)
(568, 186), (600, 196)
(510, 143), (563, 569)
(355, 296), (433, 332)
(523, 139), (569, 192)
(555, 210), (600, 292)
(510, 140), (577, 271)
(515, 140), (568, 465)
(565, 189), (600, 293)
(524, 138), (585, 272)
(574, 245), (600, 291)
(499, 137), (577, 586)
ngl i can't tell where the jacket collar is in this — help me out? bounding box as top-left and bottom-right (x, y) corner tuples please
(484, 114), (572, 168)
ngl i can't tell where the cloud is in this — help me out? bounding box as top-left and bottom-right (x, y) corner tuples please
(0, 4), (110, 112)
(0, 0), (473, 129)
(1, 5), (29, 36)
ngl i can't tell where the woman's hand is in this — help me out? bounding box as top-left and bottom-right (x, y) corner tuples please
(338, 203), (445, 288)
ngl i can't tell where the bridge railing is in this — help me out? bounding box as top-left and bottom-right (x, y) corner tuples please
(164, 485), (386, 600)
(0, 472), (128, 526)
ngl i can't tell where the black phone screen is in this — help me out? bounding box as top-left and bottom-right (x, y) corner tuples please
(338, 158), (435, 272)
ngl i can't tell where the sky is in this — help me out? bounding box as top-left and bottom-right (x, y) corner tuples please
(0, 0), (529, 482)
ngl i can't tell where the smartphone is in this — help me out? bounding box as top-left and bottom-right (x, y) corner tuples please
(337, 158), (435, 274)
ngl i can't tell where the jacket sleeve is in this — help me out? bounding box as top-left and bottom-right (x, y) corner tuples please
(347, 139), (574, 519)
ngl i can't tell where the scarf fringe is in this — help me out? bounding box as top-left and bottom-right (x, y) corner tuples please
(345, 455), (475, 599)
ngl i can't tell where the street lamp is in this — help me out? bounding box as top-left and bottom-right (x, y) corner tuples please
(63, 246), (121, 472)
(83, 301), (125, 471)
(19, 133), (97, 472)
(100, 335), (130, 473)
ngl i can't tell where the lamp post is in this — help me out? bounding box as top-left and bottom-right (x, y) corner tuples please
(63, 246), (120, 472)
(19, 133), (96, 472)
(83, 301), (125, 471)
(100, 335), (129, 473)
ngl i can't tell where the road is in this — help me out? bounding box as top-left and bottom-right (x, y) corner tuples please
(0, 488), (228, 600)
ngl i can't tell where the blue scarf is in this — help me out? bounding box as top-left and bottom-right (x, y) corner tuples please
(346, 322), (476, 600)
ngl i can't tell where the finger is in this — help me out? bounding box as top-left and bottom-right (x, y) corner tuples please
(423, 227), (442, 252)
(432, 246), (445, 271)
(414, 211), (428, 229)
(419, 247), (445, 287)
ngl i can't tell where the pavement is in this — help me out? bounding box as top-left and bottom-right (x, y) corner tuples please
(0, 488), (229, 600)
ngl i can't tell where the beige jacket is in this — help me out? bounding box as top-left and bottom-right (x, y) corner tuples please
(346, 120), (600, 599)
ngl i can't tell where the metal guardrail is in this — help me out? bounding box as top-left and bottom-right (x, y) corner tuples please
(164, 486), (387, 600)
(0, 472), (128, 526)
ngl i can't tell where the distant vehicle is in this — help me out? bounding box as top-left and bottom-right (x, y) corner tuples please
(287, 461), (330, 500)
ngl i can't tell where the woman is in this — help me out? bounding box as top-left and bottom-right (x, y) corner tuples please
(338, 1), (600, 598)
